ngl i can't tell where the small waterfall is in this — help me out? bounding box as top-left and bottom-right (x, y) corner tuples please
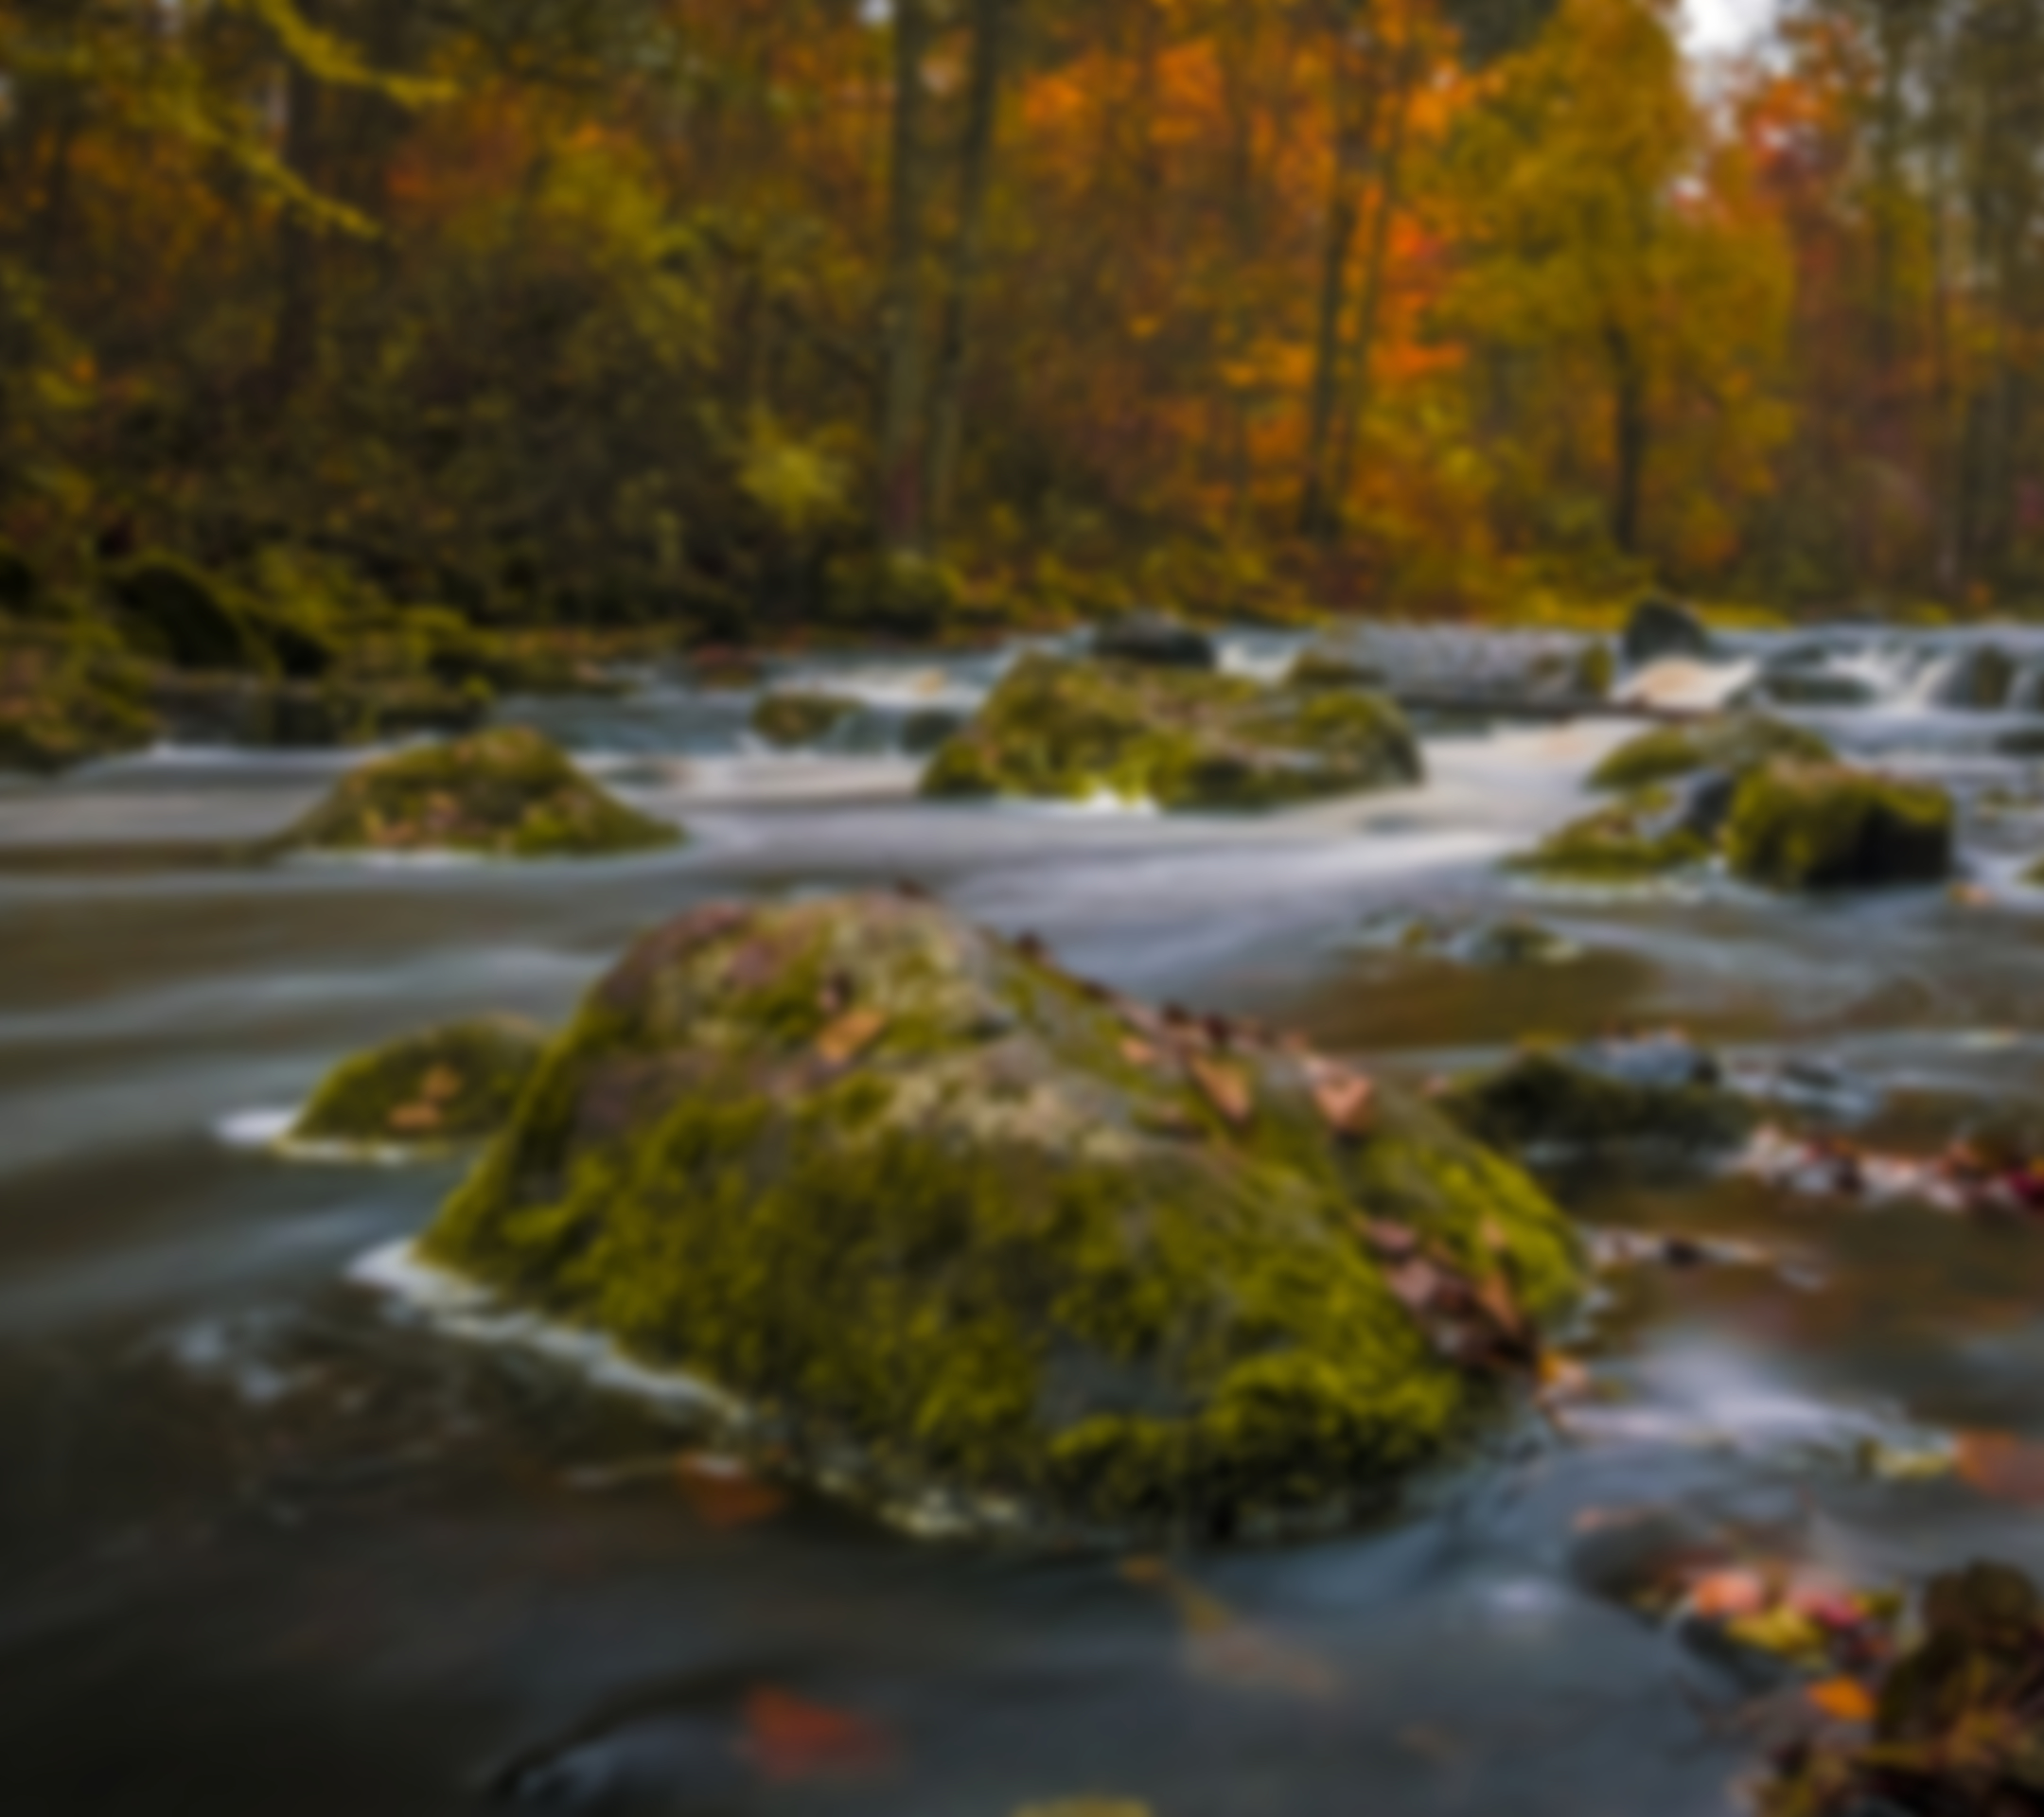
(1615, 657), (1757, 712)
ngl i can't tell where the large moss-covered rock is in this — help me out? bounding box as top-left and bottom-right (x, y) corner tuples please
(751, 692), (860, 749)
(922, 654), (1422, 811)
(421, 892), (1580, 1538)
(1590, 714), (1834, 793)
(1286, 647), (1387, 692)
(1509, 789), (1712, 883)
(0, 620), (157, 774)
(282, 726), (681, 858)
(1723, 761), (1953, 891)
(291, 1017), (547, 1147)
(1444, 1037), (1757, 1160)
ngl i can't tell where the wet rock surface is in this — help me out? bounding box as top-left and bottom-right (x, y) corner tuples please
(1623, 596), (1716, 667)
(750, 692), (861, 750)
(1089, 613), (1219, 672)
(291, 1017), (548, 1148)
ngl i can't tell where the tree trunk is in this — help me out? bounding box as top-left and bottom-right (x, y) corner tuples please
(268, 3), (328, 405)
(1605, 319), (1648, 557)
(876, 0), (936, 555)
(923, 0), (1013, 544)
(1300, 5), (1378, 538)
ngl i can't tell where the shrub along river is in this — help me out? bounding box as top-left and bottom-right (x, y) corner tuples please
(9, 626), (2044, 1816)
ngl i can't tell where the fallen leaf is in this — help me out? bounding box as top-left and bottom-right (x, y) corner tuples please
(1689, 1569), (1771, 1620)
(420, 1066), (463, 1102)
(1956, 1431), (2044, 1506)
(740, 1687), (895, 1784)
(816, 1005), (889, 1067)
(1121, 1037), (1160, 1067)
(676, 1452), (785, 1528)
(1806, 1676), (1877, 1722)
(1126, 1561), (1341, 1702)
(1306, 1060), (1374, 1137)
(1188, 1053), (1253, 1126)
(1725, 1604), (1828, 1666)
(389, 1101), (443, 1133)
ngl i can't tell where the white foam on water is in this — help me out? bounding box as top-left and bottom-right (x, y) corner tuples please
(1615, 657), (1757, 712)
(214, 1106), (452, 1168)
(215, 1107), (298, 1150)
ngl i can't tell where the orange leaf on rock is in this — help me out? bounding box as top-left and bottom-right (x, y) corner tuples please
(1306, 1061), (1374, 1138)
(420, 1066), (463, 1102)
(389, 1101), (443, 1133)
(1955, 1431), (2044, 1506)
(816, 1006), (888, 1067)
(1806, 1676), (1877, 1723)
(741, 1686), (896, 1784)
(1121, 1037), (1160, 1067)
(676, 1452), (786, 1529)
(1689, 1568), (1770, 1619)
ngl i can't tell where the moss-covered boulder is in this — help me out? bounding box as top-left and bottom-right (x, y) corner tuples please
(1509, 789), (1712, 883)
(421, 892), (1580, 1539)
(1723, 761), (1953, 891)
(1091, 612), (1217, 672)
(922, 654), (1422, 811)
(1285, 647), (1387, 692)
(0, 620), (157, 774)
(751, 692), (860, 749)
(1444, 1037), (1757, 1161)
(282, 727), (681, 859)
(1590, 714), (1834, 793)
(291, 1017), (547, 1148)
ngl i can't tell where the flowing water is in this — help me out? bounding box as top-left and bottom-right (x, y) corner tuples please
(10, 630), (2044, 1816)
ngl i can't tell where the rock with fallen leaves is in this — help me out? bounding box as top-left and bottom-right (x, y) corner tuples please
(1761, 1561), (2044, 1817)
(1442, 1033), (1758, 1162)
(290, 1016), (548, 1148)
(420, 891), (1580, 1542)
(280, 726), (682, 859)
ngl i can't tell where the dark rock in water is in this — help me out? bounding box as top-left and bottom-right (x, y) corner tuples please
(1349, 909), (1581, 967)
(1090, 612), (1218, 672)
(1591, 714), (1834, 793)
(1442, 1036), (1757, 1159)
(0, 620), (156, 773)
(419, 891), (1580, 1540)
(1677, 769), (1740, 843)
(291, 1017), (547, 1148)
(1286, 647), (1388, 691)
(1621, 596), (1715, 668)
(1724, 761), (1953, 891)
(106, 553), (262, 673)
(150, 672), (488, 748)
(1753, 668), (1879, 709)
(1928, 644), (2017, 711)
(922, 653), (1422, 812)
(1997, 727), (2044, 759)
(750, 692), (859, 750)
(902, 707), (964, 756)
(280, 726), (682, 859)
(1508, 789), (1711, 884)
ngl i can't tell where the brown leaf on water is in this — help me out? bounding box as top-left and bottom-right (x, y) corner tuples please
(1188, 1054), (1253, 1126)
(1955, 1431), (2044, 1506)
(816, 1005), (888, 1067)
(676, 1452), (786, 1529)
(1306, 1060), (1374, 1138)
(740, 1686), (896, 1784)
(1124, 1560), (1342, 1703)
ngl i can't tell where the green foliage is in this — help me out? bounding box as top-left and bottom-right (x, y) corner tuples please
(292, 1016), (547, 1146)
(0, 616), (156, 773)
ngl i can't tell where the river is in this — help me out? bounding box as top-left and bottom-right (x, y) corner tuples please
(8, 626), (2044, 1816)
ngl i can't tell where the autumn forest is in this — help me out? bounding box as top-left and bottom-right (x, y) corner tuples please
(4, 0), (2042, 631)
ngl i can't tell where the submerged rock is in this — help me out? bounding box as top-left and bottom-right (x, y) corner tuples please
(1286, 647), (1388, 692)
(1443, 1035), (1757, 1159)
(921, 653), (1422, 811)
(1509, 789), (1713, 884)
(291, 1017), (547, 1147)
(1622, 596), (1715, 667)
(420, 892), (1580, 1540)
(1723, 761), (1954, 891)
(0, 621), (156, 774)
(1590, 714), (1835, 793)
(1349, 909), (1582, 968)
(281, 726), (681, 859)
(1090, 612), (1218, 671)
(750, 692), (860, 749)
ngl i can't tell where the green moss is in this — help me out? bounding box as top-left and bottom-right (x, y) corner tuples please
(1284, 648), (1386, 691)
(751, 691), (860, 749)
(292, 1016), (548, 1145)
(1589, 714), (1835, 793)
(1723, 760), (1953, 891)
(1442, 1048), (1757, 1157)
(921, 654), (1421, 812)
(0, 618), (157, 773)
(1576, 642), (1616, 698)
(281, 725), (682, 859)
(1508, 789), (1710, 882)
(422, 893), (1579, 1536)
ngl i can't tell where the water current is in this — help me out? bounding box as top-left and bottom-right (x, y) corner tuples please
(9, 626), (2044, 1815)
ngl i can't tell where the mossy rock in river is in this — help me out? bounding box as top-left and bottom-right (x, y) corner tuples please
(1443, 1037), (1757, 1160)
(1723, 761), (1953, 891)
(0, 619), (157, 774)
(1590, 714), (1834, 793)
(282, 727), (681, 859)
(922, 653), (1422, 811)
(751, 691), (860, 749)
(1285, 647), (1387, 691)
(421, 892), (1580, 1539)
(291, 1017), (547, 1147)
(1509, 789), (1712, 883)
